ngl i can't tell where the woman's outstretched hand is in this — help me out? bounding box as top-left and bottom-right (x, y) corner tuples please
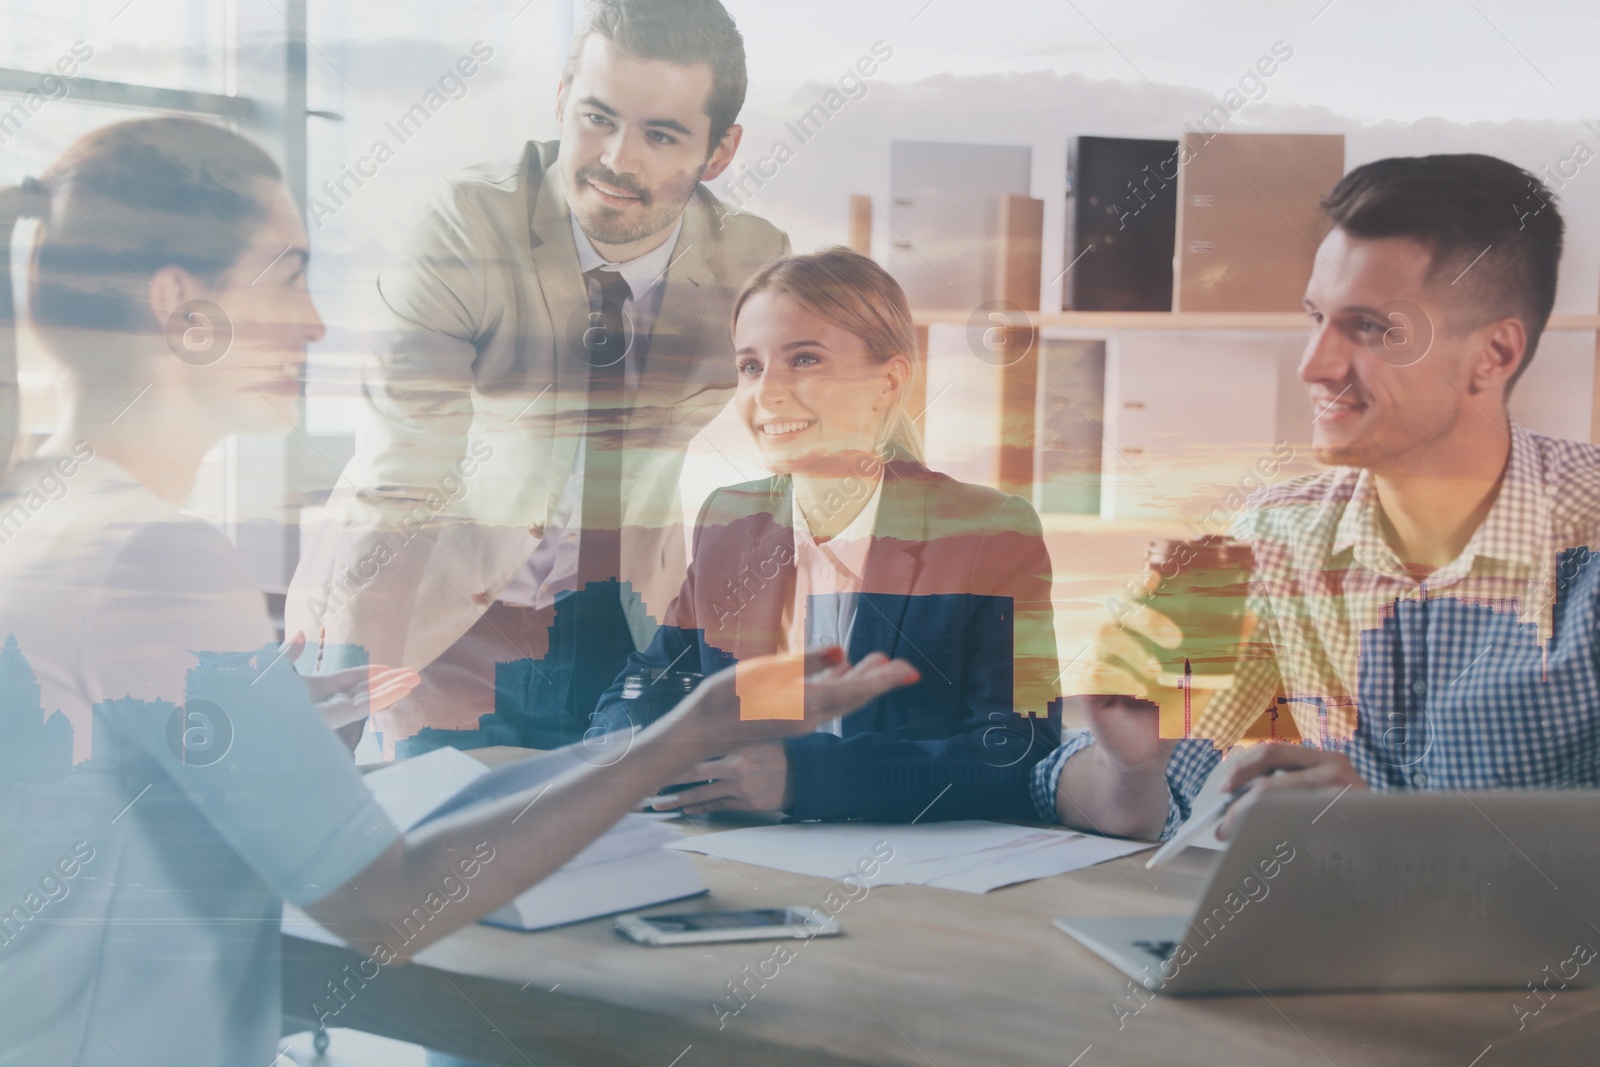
(673, 646), (919, 751)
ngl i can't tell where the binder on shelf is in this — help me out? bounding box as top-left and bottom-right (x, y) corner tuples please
(1034, 338), (1106, 515)
(1066, 136), (1179, 312)
(888, 140), (1033, 311)
(1173, 132), (1345, 312)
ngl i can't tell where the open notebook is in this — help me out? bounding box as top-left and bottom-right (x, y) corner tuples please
(362, 745), (706, 931)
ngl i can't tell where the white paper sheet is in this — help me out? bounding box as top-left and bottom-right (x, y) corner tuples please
(306, 746), (706, 933)
(666, 820), (1153, 893)
(361, 745), (488, 830)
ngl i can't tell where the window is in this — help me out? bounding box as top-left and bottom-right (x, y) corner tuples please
(2, 0), (303, 592)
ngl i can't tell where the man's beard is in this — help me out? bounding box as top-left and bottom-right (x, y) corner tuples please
(571, 161), (703, 247)
(1312, 443), (1361, 468)
(1311, 405), (1458, 472)
(1312, 428), (1384, 469)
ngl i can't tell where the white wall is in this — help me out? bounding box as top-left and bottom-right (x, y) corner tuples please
(719, 2), (1600, 327)
(267, 2), (1600, 444)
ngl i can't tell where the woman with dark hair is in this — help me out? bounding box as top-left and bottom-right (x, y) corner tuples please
(595, 248), (1061, 823)
(0, 119), (914, 1065)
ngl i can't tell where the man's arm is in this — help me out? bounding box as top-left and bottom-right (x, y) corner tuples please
(287, 174), (509, 668)
(591, 491), (738, 734)
(1047, 594), (1285, 839)
(1051, 700), (1183, 840)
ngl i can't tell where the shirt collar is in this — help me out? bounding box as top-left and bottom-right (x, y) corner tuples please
(792, 475), (885, 546)
(1461, 418), (1550, 569)
(569, 211), (683, 302)
(1329, 417), (1551, 575)
(1330, 467), (1378, 561)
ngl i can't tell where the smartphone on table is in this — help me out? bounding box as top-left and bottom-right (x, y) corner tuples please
(616, 907), (840, 945)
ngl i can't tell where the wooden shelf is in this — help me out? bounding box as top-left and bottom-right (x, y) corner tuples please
(913, 310), (1600, 331)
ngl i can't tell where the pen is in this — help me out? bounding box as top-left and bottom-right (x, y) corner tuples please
(641, 778), (716, 810)
(1144, 770), (1280, 869)
(642, 759), (725, 810)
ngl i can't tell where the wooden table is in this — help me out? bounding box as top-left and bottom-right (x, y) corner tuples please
(283, 749), (1600, 1066)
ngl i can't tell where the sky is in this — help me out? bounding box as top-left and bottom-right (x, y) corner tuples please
(7, 1), (1594, 123)
(2, 0), (1598, 567)
(735, 0), (1600, 126)
(275, 0), (1600, 304)
(5, 0), (1600, 439)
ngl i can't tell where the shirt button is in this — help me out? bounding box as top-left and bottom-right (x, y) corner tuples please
(1411, 681), (1428, 696)
(1412, 771), (1428, 786)
(566, 533), (578, 544)
(472, 591), (493, 606)
(528, 523), (545, 539)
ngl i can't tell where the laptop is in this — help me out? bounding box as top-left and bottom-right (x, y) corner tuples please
(1056, 789), (1600, 995)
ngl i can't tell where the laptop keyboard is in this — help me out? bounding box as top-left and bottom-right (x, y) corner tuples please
(1134, 939), (1179, 961)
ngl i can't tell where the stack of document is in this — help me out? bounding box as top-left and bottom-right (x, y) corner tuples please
(362, 746), (705, 931)
(667, 820), (1152, 894)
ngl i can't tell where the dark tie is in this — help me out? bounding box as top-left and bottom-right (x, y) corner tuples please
(576, 266), (631, 589)
(565, 267), (633, 731)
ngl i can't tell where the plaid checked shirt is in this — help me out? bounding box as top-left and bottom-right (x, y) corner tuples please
(1032, 420), (1600, 838)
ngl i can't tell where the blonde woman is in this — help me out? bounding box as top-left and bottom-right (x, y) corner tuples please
(596, 248), (1060, 822)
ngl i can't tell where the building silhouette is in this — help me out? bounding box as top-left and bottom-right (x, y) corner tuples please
(0, 634), (72, 784)
(398, 580), (653, 758)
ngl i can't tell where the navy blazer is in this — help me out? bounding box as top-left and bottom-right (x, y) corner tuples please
(594, 460), (1060, 822)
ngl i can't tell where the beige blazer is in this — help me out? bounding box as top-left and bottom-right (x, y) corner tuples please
(287, 140), (788, 671)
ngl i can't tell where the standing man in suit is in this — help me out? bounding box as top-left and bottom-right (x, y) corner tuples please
(288, 0), (788, 755)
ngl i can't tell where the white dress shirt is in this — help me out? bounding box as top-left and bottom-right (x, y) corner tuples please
(497, 213), (685, 609)
(781, 476), (885, 736)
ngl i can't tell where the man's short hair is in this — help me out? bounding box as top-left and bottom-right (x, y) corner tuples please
(1320, 153), (1564, 389)
(563, 0), (748, 152)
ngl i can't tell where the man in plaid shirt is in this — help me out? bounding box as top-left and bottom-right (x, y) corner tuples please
(1036, 153), (1595, 841)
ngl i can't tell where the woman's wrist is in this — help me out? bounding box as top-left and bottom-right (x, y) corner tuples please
(642, 699), (723, 768)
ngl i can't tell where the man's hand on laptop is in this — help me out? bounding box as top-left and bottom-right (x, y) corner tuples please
(1215, 743), (1369, 840)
